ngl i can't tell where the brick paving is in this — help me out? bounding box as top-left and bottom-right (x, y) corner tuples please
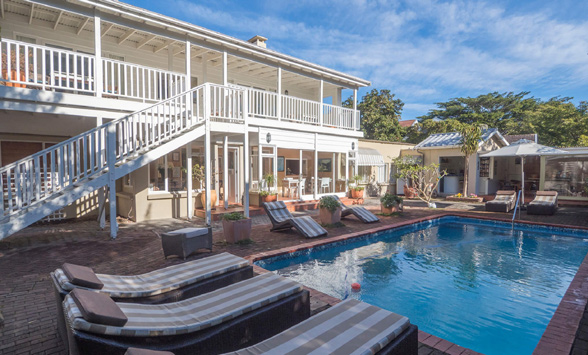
(0, 198), (587, 354)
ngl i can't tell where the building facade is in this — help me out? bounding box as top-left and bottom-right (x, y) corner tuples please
(0, 0), (370, 239)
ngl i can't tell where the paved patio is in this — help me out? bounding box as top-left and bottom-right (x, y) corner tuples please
(0, 198), (586, 354)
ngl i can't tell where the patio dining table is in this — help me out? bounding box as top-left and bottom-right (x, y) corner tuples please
(282, 178), (301, 197)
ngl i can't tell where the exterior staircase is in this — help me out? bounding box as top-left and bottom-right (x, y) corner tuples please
(0, 83), (245, 240)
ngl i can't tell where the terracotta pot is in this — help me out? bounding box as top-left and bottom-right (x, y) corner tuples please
(351, 189), (364, 199)
(261, 194), (278, 203)
(404, 185), (415, 199)
(222, 218), (252, 243)
(319, 207), (342, 225)
(381, 205), (399, 214)
(200, 190), (217, 209)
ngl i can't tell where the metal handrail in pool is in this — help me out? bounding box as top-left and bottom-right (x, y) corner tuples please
(512, 189), (522, 225)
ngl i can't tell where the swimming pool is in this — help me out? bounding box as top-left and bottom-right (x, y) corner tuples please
(256, 216), (588, 355)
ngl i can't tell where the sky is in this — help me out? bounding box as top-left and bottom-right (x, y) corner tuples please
(126, 0), (588, 120)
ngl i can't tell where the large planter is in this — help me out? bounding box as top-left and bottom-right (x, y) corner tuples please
(404, 185), (416, 199)
(199, 190), (217, 209)
(445, 196), (484, 203)
(222, 218), (252, 243)
(261, 194), (278, 204)
(351, 189), (364, 199)
(319, 207), (342, 225)
(381, 205), (399, 214)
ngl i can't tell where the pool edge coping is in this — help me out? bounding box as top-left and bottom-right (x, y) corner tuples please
(246, 212), (588, 355)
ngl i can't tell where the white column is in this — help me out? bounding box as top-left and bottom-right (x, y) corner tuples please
(243, 90), (250, 217)
(164, 155), (168, 191)
(93, 13), (102, 98)
(332, 152), (336, 193)
(202, 53), (208, 83)
(214, 143), (219, 207)
(314, 133), (318, 199)
(185, 40), (191, 90)
(187, 143), (193, 219)
(345, 152), (349, 186)
(353, 88), (358, 130)
(277, 67), (282, 120)
(223, 136), (228, 209)
(97, 187), (106, 229)
(299, 149), (303, 198)
(106, 124), (118, 238)
(204, 85), (212, 225)
(319, 80), (324, 126)
(336, 88), (342, 106)
(222, 51), (228, 86)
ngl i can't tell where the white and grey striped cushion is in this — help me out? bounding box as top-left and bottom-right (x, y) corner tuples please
(64, 273), (303, 337)
(347, 206), (380, 223)
(54, 253), (249, 298)
(530, 195), (557, 206)
(225, 299), (410, 355)
(290, 216), (327, 238)
(269, 208), (293, 224)
(489, 194), (514, 203)
(264, 201), (288, 211)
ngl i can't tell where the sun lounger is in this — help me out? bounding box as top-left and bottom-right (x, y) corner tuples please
(263, 201), (327, 238)
(224, 298), (417, 355)
(329, 195), (380, 223)
(61, 273), (310, 355)
(527, 191), (558, 215)
(52, 253), (253, 345)
(485, 190), (517, 212)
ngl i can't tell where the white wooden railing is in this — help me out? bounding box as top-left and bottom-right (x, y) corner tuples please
(281, 95), (322, 126)
(0, 83), (245, 218)
(102, 58), (186, 102)
(0, 39), (95, 93)
(249, 87), (278, 120)
(323, 104), (356, 130)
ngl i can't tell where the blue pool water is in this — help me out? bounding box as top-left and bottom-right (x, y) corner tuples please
(256, 217), (588, 355)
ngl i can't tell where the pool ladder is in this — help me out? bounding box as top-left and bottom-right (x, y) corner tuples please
(512, 190), (522, 226)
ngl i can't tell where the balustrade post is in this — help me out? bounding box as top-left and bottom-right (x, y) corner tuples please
(277, 67), (282, 120)
(94, 12), (103, 98)
(106, 123), (118, 238)
(243, 89), (250, 218)
(319, 80), (324, 126)
(203, 84), (212, 225)
(353, 88), (358, 130)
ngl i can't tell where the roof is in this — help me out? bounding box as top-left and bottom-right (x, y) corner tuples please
(399, 120), (417, 128)
(414, 128), (508, 149)
(357, 148), (385, 166)
(359, 138), (414, 146)
(504, 134), (537, 144)
(56, 0), (371, 88)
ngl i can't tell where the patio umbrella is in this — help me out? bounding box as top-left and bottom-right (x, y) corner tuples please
(480, 139), (568, 205)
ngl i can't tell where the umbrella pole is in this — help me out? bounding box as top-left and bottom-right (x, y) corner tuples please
(521, 157), (525, 209)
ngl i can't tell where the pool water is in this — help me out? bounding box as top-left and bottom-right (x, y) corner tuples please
(256, 217), (588, 355)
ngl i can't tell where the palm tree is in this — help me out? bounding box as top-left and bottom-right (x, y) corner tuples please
(459, 124), (482, 196)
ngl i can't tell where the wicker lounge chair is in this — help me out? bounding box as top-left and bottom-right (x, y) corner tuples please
(485, 190), (517, 212)
(61, 273), (310, 355)
(225, 298), (417, 355)
(527, 191), (558, 215)
(263, 201), (327, 238)
(328, 195), (380, 223)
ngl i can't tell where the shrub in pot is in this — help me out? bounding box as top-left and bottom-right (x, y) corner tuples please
(349, 174), (364, 199)
(193, 164), (217, 209)
(221, 212), (252, 243)
(318, 195), (342, 225)
(380, 193), (403, 214)
(259, 174), (278, 203)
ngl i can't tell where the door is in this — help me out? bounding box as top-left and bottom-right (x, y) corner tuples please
(227, 148), (239, 204)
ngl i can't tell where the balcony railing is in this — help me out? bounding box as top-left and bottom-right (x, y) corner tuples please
(0, 39), (360, 131)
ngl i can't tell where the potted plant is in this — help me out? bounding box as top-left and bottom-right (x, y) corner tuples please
(350, 174), (364, 199)
(193, 163), (217, 208)
(221, 212), (251, 243)
(380, 193), (403, 214)
(260, 174), (278, 203)
(318, 195), (342, 225)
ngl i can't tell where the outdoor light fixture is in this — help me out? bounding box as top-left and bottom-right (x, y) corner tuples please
(284, 90), (289, 95)
(351, 142), (355, 150)
(266, 132), (272, 143)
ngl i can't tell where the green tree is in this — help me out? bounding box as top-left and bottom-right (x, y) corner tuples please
(404, 119), (463, 144)
(344, 89), (404, 141)
(393, 157), (447, 206)
(525, 99), (588, 147)
(459, 124), (482, 196)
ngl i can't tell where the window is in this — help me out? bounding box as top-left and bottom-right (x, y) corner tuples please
(544, 156), (588, 197)
(16, 35), (36, 44)
(149, 149), (189, 192)
(285, 159), (307, 176)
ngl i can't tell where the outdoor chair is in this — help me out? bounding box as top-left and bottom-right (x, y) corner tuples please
(61, 273), (310, 355)
(485, 190), (517, 213)
(320, 177), (331, 194)
(527, 191), (558, 215)
(329, 195), (380, 223)
(263, 201), (327, 238)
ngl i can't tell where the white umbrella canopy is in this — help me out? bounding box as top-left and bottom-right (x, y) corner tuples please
(480, 140), (568, 206)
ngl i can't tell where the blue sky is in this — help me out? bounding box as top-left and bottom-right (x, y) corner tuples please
(127, 0), (588, 120)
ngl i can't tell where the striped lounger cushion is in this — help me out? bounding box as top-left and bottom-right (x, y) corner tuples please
(530, 195), (556, 206)
(290, 216), (328, 238)
(53, 253), (249, 298)
(490, 195), (513, 203)
(225, 299), (410, 355)
(63, 273), (303, 337)
(347, 206), (380, 223)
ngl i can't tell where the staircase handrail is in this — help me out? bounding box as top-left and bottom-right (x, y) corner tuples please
(0, 83), (208, 174)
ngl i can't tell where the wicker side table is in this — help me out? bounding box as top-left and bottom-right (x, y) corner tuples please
(161, 227), (212, 259)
